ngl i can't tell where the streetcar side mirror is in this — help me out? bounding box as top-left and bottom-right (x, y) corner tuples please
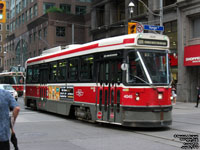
(121, 63), (128, 71)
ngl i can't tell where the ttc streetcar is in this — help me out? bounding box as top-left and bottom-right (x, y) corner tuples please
(0, 71), (25, 96)
(25, 33), (172, 127)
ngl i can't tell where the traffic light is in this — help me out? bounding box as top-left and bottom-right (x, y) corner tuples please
(0, 1), (6, 23)
(128, 22), (137, 34)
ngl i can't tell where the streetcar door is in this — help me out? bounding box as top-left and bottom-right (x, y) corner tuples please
(97, 58), (122, 123)
(39, 64), (48, 108)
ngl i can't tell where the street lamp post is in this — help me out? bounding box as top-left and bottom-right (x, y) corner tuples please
(128, 0), (163, 34)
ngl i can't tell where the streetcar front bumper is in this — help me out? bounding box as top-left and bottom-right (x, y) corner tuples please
(122, 106), (172, 127)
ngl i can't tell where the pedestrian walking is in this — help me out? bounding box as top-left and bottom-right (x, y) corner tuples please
(0, 88), (20, 150)
(172, 85), (177, 105)
(195, 86), (200, 108)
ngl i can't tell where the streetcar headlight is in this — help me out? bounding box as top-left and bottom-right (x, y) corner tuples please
(158, 93), (163, 99)
(135, 93), (140, 101)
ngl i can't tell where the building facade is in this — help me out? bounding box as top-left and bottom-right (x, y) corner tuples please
(177, 0), (200, 102)
(0, 0), (10, 72)
(4, 0), (91, 71)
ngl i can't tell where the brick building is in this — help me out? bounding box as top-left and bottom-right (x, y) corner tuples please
(4, 0), (91, 70)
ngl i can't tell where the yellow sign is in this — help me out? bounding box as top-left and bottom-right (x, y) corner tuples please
(128, 22), (137, 34)
(0, 1), (6, 23)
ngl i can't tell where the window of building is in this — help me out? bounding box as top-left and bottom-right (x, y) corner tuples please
(163, 0), (176, 7)
(6, 24), (9, 31)
(22, 13), (24, 24)
(30, 7), (33, 20)
(0, 24), (2, 31)
(34, 4), (38, 17)
(0, 45), (2, 52)
(16, 4), (19, 14)
(192, 16), (200, 38)
(33, 32), (36, 41)
(25, 10), (28, 22)
(76, 5), (86, 15)
(43, 3), (55, 14)
(164, 21), (177, 51)
(6, 12), (9, 19)
(29, 34), (32, 43)
(112, 0), (125, 23)
(0, 35), (2, 42)
(96, 5), (105, 27)
(56, 26), (65, 37)
(43, 27), (47, 38)
(38, 30), (41, 39)
(60, 4), (71, 14)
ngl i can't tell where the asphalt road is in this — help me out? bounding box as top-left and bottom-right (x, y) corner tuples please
(11, 97), (200, 150)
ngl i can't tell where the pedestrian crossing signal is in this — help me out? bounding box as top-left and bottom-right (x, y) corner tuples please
(0, 1), (6, 23)
(128, 22), (137, 34)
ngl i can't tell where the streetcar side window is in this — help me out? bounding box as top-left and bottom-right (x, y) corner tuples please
(80, 55), (94, 81)
(49, 62), (57, 82)
(26, 67), (33, 83)
(68, 58), (79, 81)
(32, 66), (40, 83)
(57, 60), (67, 82)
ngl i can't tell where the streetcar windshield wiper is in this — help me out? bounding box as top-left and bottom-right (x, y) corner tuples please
(129, 74), (156, 88)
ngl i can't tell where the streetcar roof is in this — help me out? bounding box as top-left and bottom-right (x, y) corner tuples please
(26, 33), (169, 66)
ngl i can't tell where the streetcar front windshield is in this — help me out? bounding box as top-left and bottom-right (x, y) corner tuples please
(127, 50), (171, 85)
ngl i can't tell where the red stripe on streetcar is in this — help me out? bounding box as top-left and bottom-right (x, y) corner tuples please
(123, 38), (135, 44)
(27, 44), (99, 63)
(27, 38), (135, 64)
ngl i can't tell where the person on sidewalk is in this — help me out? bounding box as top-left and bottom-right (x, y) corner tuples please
(0, 88), (20, 150)
(172, 85), (177, 105)
(195, 86), (200, 108)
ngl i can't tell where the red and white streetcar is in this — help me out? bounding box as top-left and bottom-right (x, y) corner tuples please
(25, 33), (172, 127)
(0, 71), (25, 96)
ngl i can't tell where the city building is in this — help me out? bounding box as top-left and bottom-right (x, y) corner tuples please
(0, 0), (9, 72)
(177, 0), (200, 102)
(4, 0), (91, 71)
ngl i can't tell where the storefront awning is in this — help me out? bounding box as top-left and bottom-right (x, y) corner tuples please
(184, 44), (200, 66)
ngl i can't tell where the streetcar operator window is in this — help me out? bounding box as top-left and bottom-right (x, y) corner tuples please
(127, 51), (148, 84)
(140, 51), (169, 84)
(26, 67), (32, 83)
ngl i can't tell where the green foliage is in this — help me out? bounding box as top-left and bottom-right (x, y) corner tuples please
(46, 7), (63, 13)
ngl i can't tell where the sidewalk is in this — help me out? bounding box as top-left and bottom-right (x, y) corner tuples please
(172, 101), (200, 114)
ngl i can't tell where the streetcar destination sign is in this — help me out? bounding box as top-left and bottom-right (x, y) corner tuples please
(143, 25), (164, 31)
(138, 39), (167, 46)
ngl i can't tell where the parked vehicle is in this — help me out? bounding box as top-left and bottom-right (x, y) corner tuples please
(0, 84), (18, 101)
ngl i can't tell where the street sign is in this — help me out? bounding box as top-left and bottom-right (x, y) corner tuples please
(136, 23), (144, 33)
(143, 25), (164, 31)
